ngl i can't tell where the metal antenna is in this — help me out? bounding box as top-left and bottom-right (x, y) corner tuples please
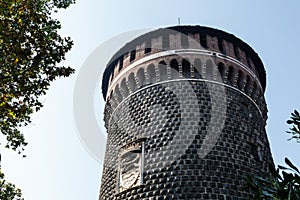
(178, 17), (181, 26)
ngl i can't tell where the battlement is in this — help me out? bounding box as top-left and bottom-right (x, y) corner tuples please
(102, 26), (266, 101)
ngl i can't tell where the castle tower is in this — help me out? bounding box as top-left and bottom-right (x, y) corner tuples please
(100, 26), (273, 199)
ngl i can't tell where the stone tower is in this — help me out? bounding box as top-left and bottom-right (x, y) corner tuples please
(99, 26), (273, 199)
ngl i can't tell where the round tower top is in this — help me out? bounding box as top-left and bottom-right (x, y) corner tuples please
(102, 25), (266, 99)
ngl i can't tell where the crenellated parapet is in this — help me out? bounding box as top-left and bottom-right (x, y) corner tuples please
(102, 26), (266, 100)
(102, 26), (267, 124)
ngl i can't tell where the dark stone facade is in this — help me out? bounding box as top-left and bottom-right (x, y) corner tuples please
(99, 26), (273, 199)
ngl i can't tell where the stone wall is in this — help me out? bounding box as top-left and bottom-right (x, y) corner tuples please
(100, 26), (272, 200)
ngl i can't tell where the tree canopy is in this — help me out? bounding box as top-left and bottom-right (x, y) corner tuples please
(1, 0), (75, 199)
(0, 168), (23, 200)
(0, 0), (75, 154)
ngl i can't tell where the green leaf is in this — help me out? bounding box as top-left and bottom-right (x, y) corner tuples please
(261, 190), (273, 197)
(278, 165), (290, 171)
(255, 176), (273, 184)
(285, 158), (300, 173)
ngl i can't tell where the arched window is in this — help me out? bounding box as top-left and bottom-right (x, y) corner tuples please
(228, 66), (235, 86)
(121, 78), (129, 96)
(194, 58), (202, 79)
(206, 60), (214, 80)
(137, 68), (146, 87)
(147, 64), (156, 83)
(158, 61), (168, 81)
(182, 59), (191, 78)
(237, 70), (244, 90)
(128, 72), (137, 91)
(170, 59), (179, 79)
(114, 84), (123, 102)
(217, 62), (225, 82)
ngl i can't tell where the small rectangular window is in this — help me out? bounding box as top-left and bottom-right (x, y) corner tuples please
(144, 40), (151, 54)
(218, 39), (224, 53)
(118, 56), (124, 71)
(130, 50), (136, 62)
(144, 47), (151, 54)
(200, 33), (207, 48)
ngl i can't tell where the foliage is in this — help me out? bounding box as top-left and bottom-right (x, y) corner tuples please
(0, 0), (75, 154)
(247, 158), (300, 200)
(0, 167), (23, 200)
(247, 110), (300, 199)
(0, 0), (75, 198)
(287, 110), (300, 143)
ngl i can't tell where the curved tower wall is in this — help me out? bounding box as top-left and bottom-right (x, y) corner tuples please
(100, 26), (272, 199)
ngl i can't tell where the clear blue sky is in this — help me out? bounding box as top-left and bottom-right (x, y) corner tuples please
(1, 1), (300, 199)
